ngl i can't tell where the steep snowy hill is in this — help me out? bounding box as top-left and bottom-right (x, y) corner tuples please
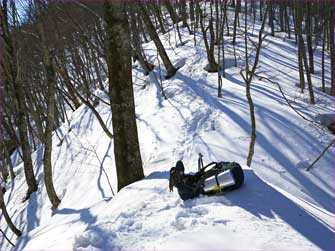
(1, 16), (334, 251)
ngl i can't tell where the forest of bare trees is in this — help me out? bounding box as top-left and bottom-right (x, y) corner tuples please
(0, 0), (334, 245)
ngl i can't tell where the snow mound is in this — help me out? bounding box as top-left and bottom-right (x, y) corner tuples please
(70, 168), (333, 250)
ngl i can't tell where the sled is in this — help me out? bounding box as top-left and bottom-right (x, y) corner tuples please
(169, 154), (244, 200)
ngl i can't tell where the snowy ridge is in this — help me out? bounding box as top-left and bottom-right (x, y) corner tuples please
(1, 15), (334, 251)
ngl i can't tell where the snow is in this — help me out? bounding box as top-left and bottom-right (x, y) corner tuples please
(1, 8), (334, 251)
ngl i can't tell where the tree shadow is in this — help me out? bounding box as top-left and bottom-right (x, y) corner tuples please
(176, 71), (333, 212)
(52, 208), (97, 225)
(223, 170), (334, 251)
(184, 169), (334, 250)
(145, 171), (170, 180)
(97, 141), (113, 200)
(26, 192), (40, 232)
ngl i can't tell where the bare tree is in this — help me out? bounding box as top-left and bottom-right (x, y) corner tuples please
(198, 1), (218, 72)
(240, 4), (268, 167)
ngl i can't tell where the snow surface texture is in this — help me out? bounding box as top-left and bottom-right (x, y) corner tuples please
(1, 9), (334, 251)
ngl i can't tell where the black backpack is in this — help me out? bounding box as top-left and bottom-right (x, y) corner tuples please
(169, 155), (244, 200)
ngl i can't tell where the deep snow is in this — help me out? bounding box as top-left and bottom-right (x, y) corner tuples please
(1, 9), (334, 251)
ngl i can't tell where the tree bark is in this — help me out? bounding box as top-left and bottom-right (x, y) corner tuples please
(105, 1), (144, 191)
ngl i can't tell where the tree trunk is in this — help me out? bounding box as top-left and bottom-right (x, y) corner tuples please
(279, 2), (285, 32)
(153, 2), (167, 34)
(306, 3), (314, 74)
(1, 158), (9, 183)
(296, 4), (315, 104)
(285, 4), (291, 39)
(129, 10), (154, 75)
(57, 54), (82, 109)
(329, 2), (335, 96)
(232, 0), (240, 45)
(322, 21), (327, 93)
(268, 0), (275, 36)
(105, 1), (144, 191)
(189, 0), (195, 22)
(294, 2), (305, 92)
(199, 2), (218, 72)
(1, 0), (37, 200)
(180, 0), (191, 33)
(137, 16), (149, 43)
(241, 5), (268, 167)
(35, 0), (61, 209)
(0, 190), (22, 237)
(163, 0), (178, 24)
(4, 144), (15, 179)
(135, 3), (177, 78)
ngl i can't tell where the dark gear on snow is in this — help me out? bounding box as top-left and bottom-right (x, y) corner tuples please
(169, 154), (244, 200)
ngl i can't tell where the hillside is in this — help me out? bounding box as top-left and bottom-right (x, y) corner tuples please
(1, 3), (334, 251)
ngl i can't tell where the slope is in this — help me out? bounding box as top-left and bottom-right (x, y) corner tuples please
(1, 14), (334, 251)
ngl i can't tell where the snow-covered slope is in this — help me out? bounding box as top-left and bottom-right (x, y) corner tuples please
(1, 17), (334, 251)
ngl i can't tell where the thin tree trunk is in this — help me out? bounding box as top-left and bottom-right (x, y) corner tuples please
(35, 0), (61, 209)
(152, 2), (167, 34)
(137, 16), (149, 43)
(268, 0), (275, 36)
(130, 10), (154, 75)
(294, 2), (305, 92)
(232, 0), (240, 45)
(4, 144), (15, 179)
(135, 3), (177, 78)
(164, 0), (178, 24)
(0, 190), (22, 237)
(306, 2), (314, 74)
(296, 5), (315, 104)
(180, 0), (191, 33)
(1, 159), (9, 183)
(322, 21), (327, 93)
(241, 5), (268, 167)
(56, 54), (81, 109)
(199, 2), (218, 72)
(189, 0), (195, 23)
(285, 4), (291, 39)
(279, 2), (285, 32)
(329, 2), (335, 95)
